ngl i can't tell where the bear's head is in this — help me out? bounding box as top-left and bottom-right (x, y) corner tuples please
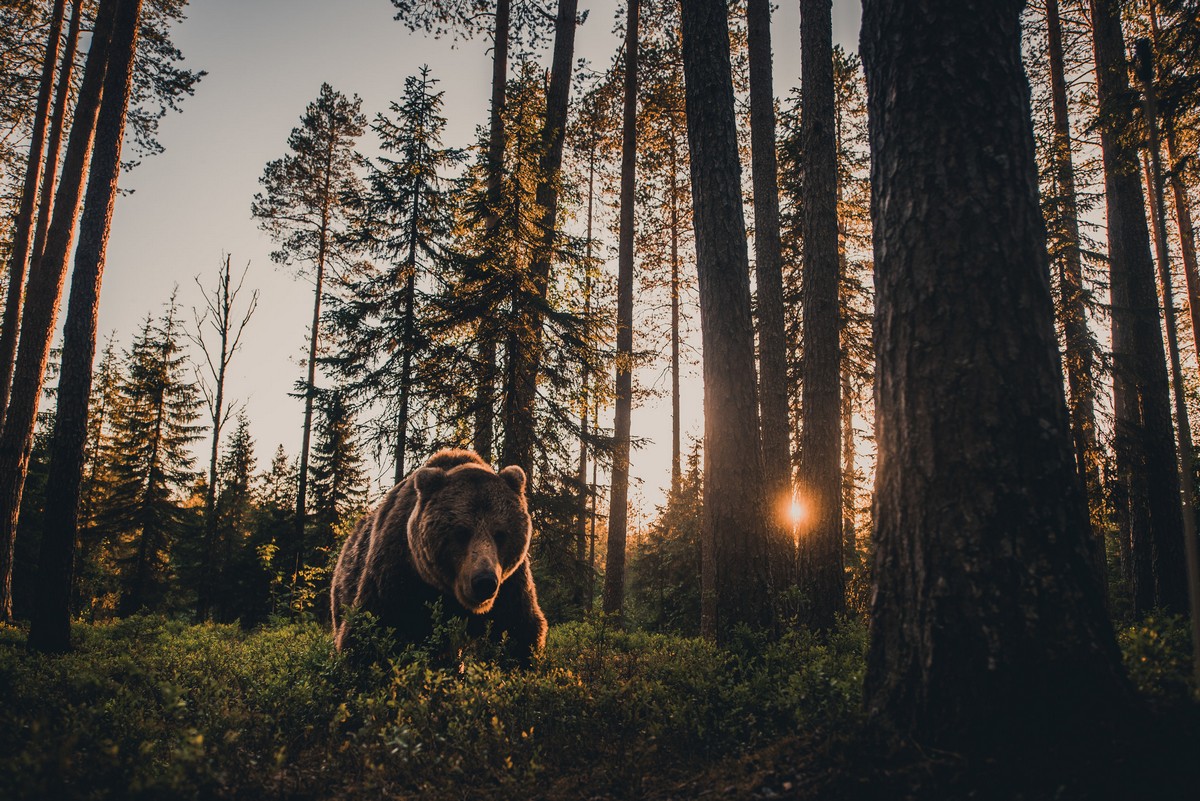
(406, 461), (532, 614)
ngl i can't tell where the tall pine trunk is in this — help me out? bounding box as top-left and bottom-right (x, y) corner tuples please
(861, 0), (1132, 746)
(1090, 0), (1187, 616)
(680, 0), (773, 641)
(473, 0), (511, 462)
(796, 0), (844, 630)
(501, 0), (579, 477)
(602, 0), (638, 618)
(0, 0), (67, 430)
(746, 0), (791, 547)
(29, 0), (144, 653)
(1150, 5), (1200, 384)
(669, 133), (682, 496)
(0, 0), (119, 623)
(1136, 45), (1200, 684)
(1046, 0), (1103, 542)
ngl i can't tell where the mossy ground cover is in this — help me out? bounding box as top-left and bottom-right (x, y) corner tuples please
(1, 614), (1196, 800)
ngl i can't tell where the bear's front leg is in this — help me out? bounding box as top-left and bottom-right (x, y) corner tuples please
(489, 560), (548, 667)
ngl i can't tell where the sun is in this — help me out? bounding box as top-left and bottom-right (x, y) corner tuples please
(788, 495), (807, 528)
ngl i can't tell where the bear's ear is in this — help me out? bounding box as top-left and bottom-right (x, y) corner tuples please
(413, 466), (447, 499)
(499, 465), (526, 495)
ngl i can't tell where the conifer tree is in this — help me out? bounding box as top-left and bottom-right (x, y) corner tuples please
(211, 411), (258, 623)
(326, 67), (463, 484)
(31, 0), (147, 651)
(603, 0), (639, 619)
(251, 83), (365, 581)
(308, 391), (367, 561)
(862, 0), (1131, 746)
(680, 0), (773, 640)
(796, 0), (845, 630)
(100, 301), (203, 616)
(1090, 0), (1188, 615)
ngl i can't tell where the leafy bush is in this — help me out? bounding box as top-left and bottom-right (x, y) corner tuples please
(1118, 614), (1195, 702)
(0, 614), (868, 800)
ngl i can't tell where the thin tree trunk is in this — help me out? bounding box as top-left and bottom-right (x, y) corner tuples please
(746, 0), (791, 553)
(861, 0), (1132, 746)
(1136, 46), (1200, 686)
(1090, 0), (1187, 616)
(576, 145), (596, 578)
(602, 0), (638, 619)
(31, 0), (83, 269)
(474, 0), (511, 462)
(28, 0), (144, 653)
(1046, 0), (1103, 552)
(0, 0), (67, 430)
(796, 0), (844, 631)
(394, 178), (421, 486)
(293, 218), (329, 582)
(841, 372), (855, 557)
(680, 0), (773, 641)
(1150, 5), (1200, 378)
(669, 135), (682, 497)
(501, 0), (579, 477)
(0, 0), (118, 623)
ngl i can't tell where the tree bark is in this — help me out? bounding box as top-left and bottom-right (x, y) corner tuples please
(30, 0), (83, 271)
(29, 0), (144, 653)
(501, 0), (579, 478)
(746, 0), (791, 543)
(1046, 0), (1103, 548)
(1090, 0), (1187, 616)
(796, 0), (844, 630)
(602, 0), (638, 619)
(1136, 44), (1200, 686)
(0, 0), (118, 623)
(473, 0), (511, 462)
(680, 0), (773, 641)
(0, 0), (67, 430)
(860, 0), (1132, 747)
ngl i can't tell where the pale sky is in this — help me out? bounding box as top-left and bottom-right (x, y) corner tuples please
(95, 0), (863, 509)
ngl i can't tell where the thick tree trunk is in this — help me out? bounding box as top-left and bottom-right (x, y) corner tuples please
(1136, 47), (1200, 685)
(1090, 0), (1187, 616)
(0, 0), (67, 430)
(501, 0), (579, 478)
(0, 0), (118, 623)
(746, 0), (791, 540)
(602, 0), (638, 619)
(796, 0), (844, 631)
(680, 0), (773, 641)
(29, 0), (143, 653)
(1046, 0), (1103, 547)
(861, 0), (1132, 746)
(474, 0), (511, 462)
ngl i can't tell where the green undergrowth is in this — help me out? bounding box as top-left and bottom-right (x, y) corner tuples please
(0, 615), (867, 801)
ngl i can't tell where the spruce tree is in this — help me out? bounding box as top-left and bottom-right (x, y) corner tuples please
(100, 302), (203, 616)
(326, 67), (463, 484)
(308, 391), (367, 561)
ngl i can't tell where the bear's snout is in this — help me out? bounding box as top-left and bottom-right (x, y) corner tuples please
(470, 570), (499, 603)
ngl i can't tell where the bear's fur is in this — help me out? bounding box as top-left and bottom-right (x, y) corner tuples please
(330, 448), (548, 664)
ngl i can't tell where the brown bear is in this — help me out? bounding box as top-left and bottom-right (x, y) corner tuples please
(330, 448), (547, 665)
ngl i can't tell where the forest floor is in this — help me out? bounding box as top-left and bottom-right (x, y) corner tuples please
(0, 614), (1196, 801)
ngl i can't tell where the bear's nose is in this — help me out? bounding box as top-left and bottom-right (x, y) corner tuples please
(471, 571), (499, 601)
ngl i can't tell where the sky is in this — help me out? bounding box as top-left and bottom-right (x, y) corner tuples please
(97, 0), (864, 511)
